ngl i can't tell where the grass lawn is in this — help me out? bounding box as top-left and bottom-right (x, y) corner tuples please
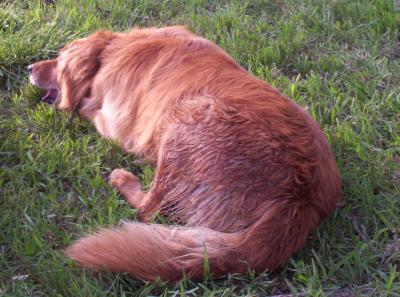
(1, 0), (400, 296)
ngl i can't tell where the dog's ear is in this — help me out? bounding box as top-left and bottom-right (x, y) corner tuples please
(57, 31), (116, 111)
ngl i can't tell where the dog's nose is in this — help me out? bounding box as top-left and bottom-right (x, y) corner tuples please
(27, 65), (34, 75)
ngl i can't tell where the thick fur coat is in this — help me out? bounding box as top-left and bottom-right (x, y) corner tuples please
(28, 26), (342, 281)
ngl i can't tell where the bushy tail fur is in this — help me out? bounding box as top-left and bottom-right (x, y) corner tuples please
(65, 201), (320, 281)
(64, 222), (242, 281)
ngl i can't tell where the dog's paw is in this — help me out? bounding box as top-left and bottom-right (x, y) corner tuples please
(109, 168), (139, 189)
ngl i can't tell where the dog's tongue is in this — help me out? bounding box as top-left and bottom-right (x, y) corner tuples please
(42, 89), (58, 104)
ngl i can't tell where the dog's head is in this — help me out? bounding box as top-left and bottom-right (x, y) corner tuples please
(28, 31), (116, 110)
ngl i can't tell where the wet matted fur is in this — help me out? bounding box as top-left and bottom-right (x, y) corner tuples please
(28, 26), (342, 281)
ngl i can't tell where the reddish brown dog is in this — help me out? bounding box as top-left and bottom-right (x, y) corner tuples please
(28, 26), (342, 281)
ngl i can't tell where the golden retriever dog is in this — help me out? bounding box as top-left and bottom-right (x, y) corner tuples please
(28, 26), (342, 281)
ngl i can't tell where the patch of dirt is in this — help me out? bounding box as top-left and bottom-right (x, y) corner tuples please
(381, 232), (400, 272)
(380, 42), (400, 59)
(376, 74), (400, 93)
(268, 287), (374, 297)
(389, 157), (400, 185)
(390, 170), (400, 185)
(327, 289), (354, 297)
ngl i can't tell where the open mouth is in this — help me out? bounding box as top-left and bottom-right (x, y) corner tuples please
(41, 88), (59, 104)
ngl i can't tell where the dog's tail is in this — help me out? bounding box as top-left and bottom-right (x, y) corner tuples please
(64, 222), (243, 281)
(64, 201), (320, 281)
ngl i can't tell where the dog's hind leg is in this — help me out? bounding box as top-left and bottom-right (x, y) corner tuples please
(109, 169), (145, 209)
(109, 168), (167, 222)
